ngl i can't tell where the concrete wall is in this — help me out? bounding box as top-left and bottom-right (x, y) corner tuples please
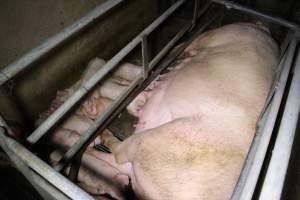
(0, 0), (159, 127)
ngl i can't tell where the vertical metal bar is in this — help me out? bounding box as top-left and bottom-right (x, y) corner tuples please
(209, 0), (300, 33)
(0, 0), (124, 86)
(231, 38), (298, 200)
(67, 153), (83, 182)
(259, 43), (300, 200)
(142, 35), (150, 79)
(27, 0), (187, 145)
(191, 0), (200, 29)
(32, 173), (70, 200)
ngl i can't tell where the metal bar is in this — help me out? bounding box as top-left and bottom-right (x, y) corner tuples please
(231, 38), (298, 200)
(259, 43), (300, 200)
(27, 0), (187, 145)
(55, 76), (142, 171)
(149, 1), (215, 69)
(31, 173), (70, 200)
(191, 0), (200, 29)
(0, 116), (71, 199)
(0, 127), (94, 199)
(0, 0), (123, 86)
(55, 7), (218, 171)
(0, 127), (49, 200)
(149, 22), (191, 69)
(2, 141), (69, 199)
(210, 0), (300, 33)
(142, 35), (150, 79)
(197, 1), (213, 19)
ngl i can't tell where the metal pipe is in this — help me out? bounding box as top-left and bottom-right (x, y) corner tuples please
(27, 0), (187, 144)
(0, 115), (72, 199)
(31, 173), (70, 200)
(259, 43), (300, 200)
(210, 0), (300, 33)
(231, 38), (298, 200)
(0, 0), (123, 86)
(0, 128), (94, 199)
(55, 7), (218, 171)
(55, 76), (142, 171)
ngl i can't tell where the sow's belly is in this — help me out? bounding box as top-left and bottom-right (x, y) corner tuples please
(119, 23), (279, 200)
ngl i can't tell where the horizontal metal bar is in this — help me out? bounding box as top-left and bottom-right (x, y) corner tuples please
(231, 38), (298, 200)
(259, 42), (300, 200)
(27, 0), (187, 145)
(0, 125), (93, 199)
(210, 0), (300, 33)
(0, 0), (123, 86)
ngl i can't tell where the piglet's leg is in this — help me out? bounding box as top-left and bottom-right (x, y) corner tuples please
(113, 63), (141, 81)
(98, 81), (128, 100)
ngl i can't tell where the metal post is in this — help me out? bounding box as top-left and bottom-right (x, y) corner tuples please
(0, 0), (124, 86)
(259, 42), (300, 200)
(27, 0), (187, 145)
(210, 0), (300, 33)
(231, 38), (298, 200)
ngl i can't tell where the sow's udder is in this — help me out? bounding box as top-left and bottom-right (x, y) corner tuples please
(113, 23), (279, 200)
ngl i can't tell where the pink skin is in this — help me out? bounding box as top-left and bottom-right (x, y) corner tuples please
(101, 23), (279, 200)
(40, 23), (278, 199)
(38, 60), (143, 199)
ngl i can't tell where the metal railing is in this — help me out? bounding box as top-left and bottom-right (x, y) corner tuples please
(0, 0), (216, 199)
(0, 0), (300, 199)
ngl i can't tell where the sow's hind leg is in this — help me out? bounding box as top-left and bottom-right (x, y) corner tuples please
(110, 118), (248, 200)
